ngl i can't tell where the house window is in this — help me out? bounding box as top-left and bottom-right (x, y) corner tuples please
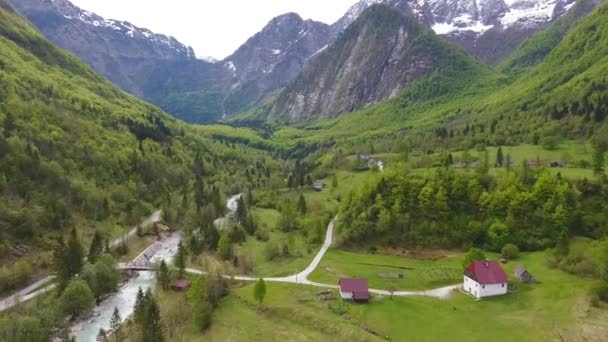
(501, 284), (505, 287)
(482, 285), (486, 289)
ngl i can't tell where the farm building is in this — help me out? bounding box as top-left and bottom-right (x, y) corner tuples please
(313, 181), (326, 191)
(339, 278), (369, 302)
(464, 260), (508, 299)
(171, 279), (192, 292)
(514, 266), (534, 283)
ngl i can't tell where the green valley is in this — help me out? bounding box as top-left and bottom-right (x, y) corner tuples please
(1, 0), (608, 341)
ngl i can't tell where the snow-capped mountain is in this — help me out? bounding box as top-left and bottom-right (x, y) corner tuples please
(332, 0), (581, 64)
(16, 0), (196, 61)
(221, 13), (330, 113)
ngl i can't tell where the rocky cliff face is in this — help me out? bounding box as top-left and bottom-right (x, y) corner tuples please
(332, 0), (583, 65)
(13, 0), (198, 97)
(221, 13), (330, 114)
(266, 5), (494, 122)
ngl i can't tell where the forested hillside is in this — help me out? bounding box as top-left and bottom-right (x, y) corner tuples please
(0, 0), (265, 291)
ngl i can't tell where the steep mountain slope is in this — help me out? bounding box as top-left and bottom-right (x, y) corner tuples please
(331, 0), (596, 65)
(0, 0), (250, 246)
(222, 13), (330, 114)
(264, 5), (498, 122)
(13, 0), (196, 97)
(12, 0), (332, 123)
(499, 0), (604, 74)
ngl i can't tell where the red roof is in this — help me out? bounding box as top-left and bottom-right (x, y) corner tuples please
(339, 278), (369, 300)
(465, 260), (507, 285)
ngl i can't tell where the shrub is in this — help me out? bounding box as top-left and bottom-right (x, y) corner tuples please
(255, 228), (269, 242)
(502, 244), (520, 260)
(60, 279), (95, 317)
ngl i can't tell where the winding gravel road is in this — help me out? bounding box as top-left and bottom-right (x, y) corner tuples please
(187, 218), (460, 299)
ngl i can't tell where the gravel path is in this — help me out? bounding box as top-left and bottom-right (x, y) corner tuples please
(186, 218), (460, 299)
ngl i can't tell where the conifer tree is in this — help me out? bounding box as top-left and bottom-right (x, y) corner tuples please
(235, 196), (247, 224)
(142, 296), (163, 342)
(157, 260), (170, 291)
(297, 194), (307, 214)
(254, 278), (266, 305)
(110, 307), (122, 342)
(88, 230), (103, 264)
(174, 242), (186, 279)
(496, 147), (504, 167)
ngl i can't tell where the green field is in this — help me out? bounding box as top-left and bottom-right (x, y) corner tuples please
(308, 249), (463, 291)
(200, 250), (608, 341)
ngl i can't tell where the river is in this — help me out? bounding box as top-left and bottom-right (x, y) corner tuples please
(70, 195), (240, 341)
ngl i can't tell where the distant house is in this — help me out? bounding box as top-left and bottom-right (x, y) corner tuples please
(358, 153), (371, 161)
(468, 162), (480, 169)
(527, 159), (546, 168)
(451, 161), (466, 169)
(514, 266), (534, 284)
(367, 159), (385, 171)
(171, 279), (192, 292)
(339, 278), (369, 302)
(550, 161), (567, 168)
(464, 260), (508, 299)
(313, 181), (326, 192)
(377, 160), (385, 172)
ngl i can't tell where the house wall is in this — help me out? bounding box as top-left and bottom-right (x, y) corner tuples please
(463, 276), (507, 299)
(339, 290), (353, 300)
(479, 283), (507, 297)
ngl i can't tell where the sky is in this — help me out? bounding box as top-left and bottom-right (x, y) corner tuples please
(69, 0), (360, 60)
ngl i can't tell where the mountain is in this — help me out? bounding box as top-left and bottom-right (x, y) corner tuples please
(264, 5), (498, 122)
(499, 0), (604, 74)
(221, 13), (330, 114)
(330, 0), (596, 65)
(12, 0), (197, 97)
(0, 0), (250, 245)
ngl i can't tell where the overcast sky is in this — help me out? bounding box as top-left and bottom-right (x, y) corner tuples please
(69, 0), (359, 60)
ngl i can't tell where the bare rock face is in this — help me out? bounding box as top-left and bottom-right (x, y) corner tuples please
(221, 13), (330, 114)
(266, 5), (490, 122)
(13, 0), (197, 97)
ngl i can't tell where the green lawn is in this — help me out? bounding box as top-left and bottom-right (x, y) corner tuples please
(308, 249), (463, 291)
(201, 250), (608, 341)
(204, 283), (380, 342)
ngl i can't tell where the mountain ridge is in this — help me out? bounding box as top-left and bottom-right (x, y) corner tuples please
(263, 4), (499, 122)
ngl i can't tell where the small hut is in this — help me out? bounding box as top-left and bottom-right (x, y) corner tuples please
(313, 181), (326, 192)
(514, 266), (534, 283)
(171, 279), (192, 292)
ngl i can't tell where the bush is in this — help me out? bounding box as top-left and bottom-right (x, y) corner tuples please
(255, 228), (269, 242)
(502, 244), (520, 260)
(60, 279), (95, 317)
(590, 283), (608, 307)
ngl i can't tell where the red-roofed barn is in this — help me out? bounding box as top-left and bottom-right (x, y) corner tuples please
(464, 260), (508, 299)
(339, 278), (369, 302)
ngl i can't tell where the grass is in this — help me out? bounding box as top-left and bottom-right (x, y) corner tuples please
(236, 208), (314, 277)
(204, 283), (380, 341)
(198, 250), (608, 341)
(308, 249), (463, 291)
(348, 251), (608, 341)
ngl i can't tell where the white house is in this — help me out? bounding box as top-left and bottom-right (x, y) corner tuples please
(464, 260), (508, 299)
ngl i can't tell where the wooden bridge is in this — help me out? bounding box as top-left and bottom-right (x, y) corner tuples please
(118, 242), (163, 271)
